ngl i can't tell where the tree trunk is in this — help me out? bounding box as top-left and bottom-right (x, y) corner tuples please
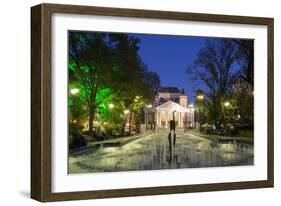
(88, 107), (95, 133)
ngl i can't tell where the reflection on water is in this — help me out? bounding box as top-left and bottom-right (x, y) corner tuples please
(69, 129), (253, 173)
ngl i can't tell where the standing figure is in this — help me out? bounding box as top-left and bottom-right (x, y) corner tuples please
(168, 111), (176, 162)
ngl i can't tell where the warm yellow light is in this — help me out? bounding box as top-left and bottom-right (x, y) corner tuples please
(197, 95), (204, 100)
(188, 104), (194, 108)
(146, 104), (152, 108)
(124, 109), (129, 114)
(224, 101), (230, 107)
(70, 88), (79, 95)
(109, 103), (114, 109)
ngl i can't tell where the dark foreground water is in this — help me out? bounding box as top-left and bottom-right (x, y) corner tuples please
(68, 129), (253, 173)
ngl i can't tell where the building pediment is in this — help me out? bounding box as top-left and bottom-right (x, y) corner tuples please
(156, 100), (190, 112)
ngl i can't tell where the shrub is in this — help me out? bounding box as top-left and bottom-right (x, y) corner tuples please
(69, 132), (87, 149)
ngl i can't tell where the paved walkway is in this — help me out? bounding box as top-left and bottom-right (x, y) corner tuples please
(69, 129), (254, 174)
(69, 132), (153, 155)
(189, 131), (254, 145)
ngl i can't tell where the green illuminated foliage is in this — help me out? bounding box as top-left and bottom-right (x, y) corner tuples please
(68, 31), (160, 136)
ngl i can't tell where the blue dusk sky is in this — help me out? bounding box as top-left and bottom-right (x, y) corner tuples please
(132, 34), (207, 103)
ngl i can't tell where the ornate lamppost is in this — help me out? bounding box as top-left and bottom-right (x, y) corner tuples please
(196, 94), (204, 130)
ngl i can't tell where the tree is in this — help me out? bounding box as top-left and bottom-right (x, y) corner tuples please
(68, 32), (160, 136)
(109, 34), (146, 135)
(97, 91), (126, 136)
(68, 85), (87, 134)
(69, 32), (115, 133)
(187, 39), (238, 128)
(194, 90), (207, 128)
(231, 79), (254, 124)
(233, 39), (254, 87)
(232, 39), (254, 125)
(108, 35), (160, 135)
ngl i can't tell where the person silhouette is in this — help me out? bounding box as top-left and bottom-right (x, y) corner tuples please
(169, 111), (176, 144)
(168, 111), (176, 162)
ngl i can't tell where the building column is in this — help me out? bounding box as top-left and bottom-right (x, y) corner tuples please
(156, 111), (158, 126)
(158, 111), (160, 126)
(159, 111), (162, 127)
(178, 112), (181, 127)
(158, 111), (160, 127)
(166, 111), (168, 127)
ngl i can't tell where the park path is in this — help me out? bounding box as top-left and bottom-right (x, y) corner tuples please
(69, 128), (253, 174)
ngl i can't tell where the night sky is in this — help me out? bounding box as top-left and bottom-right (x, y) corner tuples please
(132, 34), (206, 103)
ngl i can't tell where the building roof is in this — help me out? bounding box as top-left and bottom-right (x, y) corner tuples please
(156, 100), (190, 112)
(159, 87), (181, 93)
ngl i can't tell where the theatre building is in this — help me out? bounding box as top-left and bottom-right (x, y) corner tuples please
(154, 87), (195, 128)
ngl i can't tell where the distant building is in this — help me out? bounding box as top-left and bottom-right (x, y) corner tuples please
(154, 87), (195, 128)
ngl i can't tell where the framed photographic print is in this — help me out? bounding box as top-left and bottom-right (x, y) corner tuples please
(31, 3), (274, 202)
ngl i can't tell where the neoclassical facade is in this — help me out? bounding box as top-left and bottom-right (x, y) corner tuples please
(154, 87), (195, 128)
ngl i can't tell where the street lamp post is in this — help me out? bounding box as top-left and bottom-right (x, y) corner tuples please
(224, 101), (230, 121)
(145, 104), (152, 131)
(188, 104), (194, 129)
(123, 109), (129, 133)
(196, 94), (204, 130)
(223, 100), (233, 129)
